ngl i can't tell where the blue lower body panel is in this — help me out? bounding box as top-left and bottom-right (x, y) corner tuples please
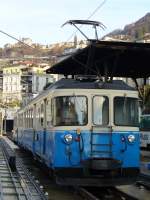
(47, 130), (140, 169)
(17, 129), (140, 185)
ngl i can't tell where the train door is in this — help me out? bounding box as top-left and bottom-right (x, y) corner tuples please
(91, 95), (112, 159)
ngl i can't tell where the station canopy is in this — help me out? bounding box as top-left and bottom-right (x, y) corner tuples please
(46, 40), (150, 79)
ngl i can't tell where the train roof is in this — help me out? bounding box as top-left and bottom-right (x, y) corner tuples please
(46, 40), (150, 78)
(18, 78), (136, 111)
(46, 78), (136, 90)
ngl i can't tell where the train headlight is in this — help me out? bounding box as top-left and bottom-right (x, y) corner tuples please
(128, 135), (135, 143)
(64, 134), (73, 144)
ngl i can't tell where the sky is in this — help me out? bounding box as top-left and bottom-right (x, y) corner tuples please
(0, 0), (149, 47)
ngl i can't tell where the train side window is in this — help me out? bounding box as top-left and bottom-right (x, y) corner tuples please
(25, 112), (27, 128)
(26, 111), (28, 128)
(24, 112), (26, 128)
(28, 110), (30, 128)
(30, 109), (32, 128)
(20, 114), (22, 127)
(93, 96), (109, 125)
(29, 109), (32, 128)
(41, 104), (44, 127)
(31, 108), (33, 128)
(46, 100), (52, 127)
(21, 114), (23, 127)
(38, 107), (40, 128)
(26, 110), (29, 128)
(18, 114), (20, 127)
(22, 113), (23, 128)
(35, 106), (39, 129)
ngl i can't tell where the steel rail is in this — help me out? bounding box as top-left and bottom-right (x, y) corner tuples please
(113, 187), (138, 200)
(139, 173), (150, 181)
(0, 142), (25, 200)
(14, 167), (33, 200)
(136, 173), (150, 190)
(75, 186), (100, 200)
(0, 156), (4, 200)
(136, 181), (150, 189)
(16, 157), (48, 200)
(76, 186), (140, 200)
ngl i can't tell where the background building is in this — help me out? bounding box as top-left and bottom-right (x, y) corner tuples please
(2, 64), (55, 107)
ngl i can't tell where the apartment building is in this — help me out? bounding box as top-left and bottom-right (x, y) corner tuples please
(2, 64), (55, 106)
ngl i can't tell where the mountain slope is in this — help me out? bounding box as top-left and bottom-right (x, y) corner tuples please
(106, 13), (150, 40)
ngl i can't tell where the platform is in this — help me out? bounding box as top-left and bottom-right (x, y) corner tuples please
(1, 136), (19, 150)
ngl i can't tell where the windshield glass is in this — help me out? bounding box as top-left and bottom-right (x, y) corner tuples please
(140, 115), (150, 130)
(114, 97), (139, 126)
(52, 96), (87, 126)
(93, 96), (109, 125)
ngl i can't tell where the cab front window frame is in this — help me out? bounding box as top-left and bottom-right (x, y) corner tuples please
(114, 96), (139, 127)
(52, 95), (88, 126)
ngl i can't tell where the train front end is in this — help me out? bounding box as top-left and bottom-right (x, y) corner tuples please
(50, 81), (140, 186)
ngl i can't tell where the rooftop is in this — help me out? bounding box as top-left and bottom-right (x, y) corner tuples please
(46, 40), (150, 79)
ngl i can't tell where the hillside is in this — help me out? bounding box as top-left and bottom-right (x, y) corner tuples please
(106, 13), (150, 40)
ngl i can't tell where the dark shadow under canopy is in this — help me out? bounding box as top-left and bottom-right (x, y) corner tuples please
(46, 40), (150, 78)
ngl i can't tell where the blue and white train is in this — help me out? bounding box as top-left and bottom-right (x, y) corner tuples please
(13, 78), (140, 186)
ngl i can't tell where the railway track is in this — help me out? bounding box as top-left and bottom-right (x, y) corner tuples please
(76, 176), (150, 200)
(75, 166), (150, 200)
(136, 173), (150, 190)
(0, 138), (48, 200)
(76, 186), (139, 200)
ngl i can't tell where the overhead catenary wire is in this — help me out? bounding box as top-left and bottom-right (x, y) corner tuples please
(0, 30), (35, 49)
(65, 0), (107, 42)
(87, 0), (107, 20)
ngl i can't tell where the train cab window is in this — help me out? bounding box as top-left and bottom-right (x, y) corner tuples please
(52, 96), (88, 126)
(114, 97), (139, 126)
(93, 96), (109, 125)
